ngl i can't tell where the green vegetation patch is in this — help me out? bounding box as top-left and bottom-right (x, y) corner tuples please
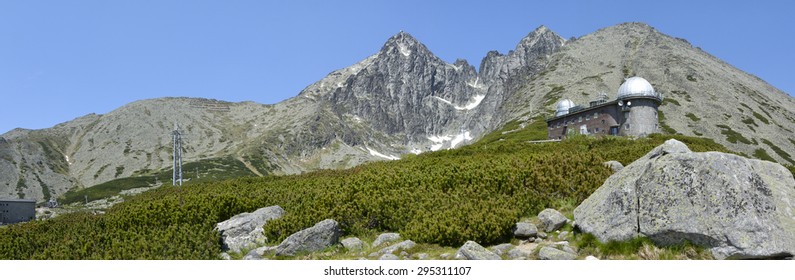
(657, 111), (678, 134)
(761, 139), (795, 165)
(543, 85), (566, 107)
(670, 90), (692, 102)
(715, 125), (752, 144)
(686, 75), (697, 82)
(753, 112), (770, 125)
(753, 148), (775, 162)
(685, 113), (701, 122)
(0, 121), (732, 259)
(662, 98), (681, 106)
(741, 117), (758, 127)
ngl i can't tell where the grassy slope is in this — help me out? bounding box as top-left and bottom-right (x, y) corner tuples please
(0, 118), (782, 259)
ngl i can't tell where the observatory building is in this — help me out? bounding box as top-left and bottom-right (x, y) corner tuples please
(546, 77), (662, 139)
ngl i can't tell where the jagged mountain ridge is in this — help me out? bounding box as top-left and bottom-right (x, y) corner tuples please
(0, 26), (564, 201)
(2, 23), (794, 203)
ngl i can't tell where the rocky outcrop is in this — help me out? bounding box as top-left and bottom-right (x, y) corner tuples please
(455, 241), (501, 260)
(538, 209), (568, 232)
(275, 219), (342, 256)
(215, 205), (285, 253)
(574, 139), (795, 259)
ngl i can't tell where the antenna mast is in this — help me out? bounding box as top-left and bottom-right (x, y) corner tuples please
(172, 123), (183, 187)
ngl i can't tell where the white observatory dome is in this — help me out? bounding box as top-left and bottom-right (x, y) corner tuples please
(617, 77), (658, 99)
(555, 99), (575, 117)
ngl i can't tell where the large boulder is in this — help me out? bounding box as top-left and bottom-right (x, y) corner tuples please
(275, 219), (342, 256)
(455, 241), (501, 260)
(215, 205), (285, 253)
(538, 209), (568, 232)
(574, 139), (795, 259)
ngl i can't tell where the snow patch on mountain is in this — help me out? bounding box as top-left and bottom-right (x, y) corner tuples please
(366, 147), (400, 160)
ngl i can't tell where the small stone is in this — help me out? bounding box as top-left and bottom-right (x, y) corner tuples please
(585, 255), (599, 260)
(439, 253), (452, 259)
(508, 244), (537, 260)
(559, 231), (570, 241)
(379, 254), (400, 260)
(400, 251), (409, 257)
(538, 232), (548, 239)
(539, 246), (576, 260)
(243, 250), (262, 260)
(373, 233), (401, 248)
(368, 252), (379, 258)
(490, 243), (515, 256)
(456, 241), (501, 260)
(341, 237), (365, 251)
(538, 209), (568, 232)
(562, 245), (577, 255)
(514, 222), (538, 239)
(220, 253), (231, 260)
(534, 238), (543, 243)
(379, 240), (416, 254)
(414, 253), (430, 260)
(604, 161), (624, 172)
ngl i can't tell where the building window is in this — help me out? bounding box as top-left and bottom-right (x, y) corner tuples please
(586, 114), (591, 121)
(623, 112), (629, 119)
(601, 119), (605, 125)
(594, 112), (599, 119)
(595, 127), (600, 133)
(578, 116), (583, 123)
(626, 124), (631, 129)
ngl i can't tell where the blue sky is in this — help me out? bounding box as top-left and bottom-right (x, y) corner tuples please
(1, 0), (792, 134)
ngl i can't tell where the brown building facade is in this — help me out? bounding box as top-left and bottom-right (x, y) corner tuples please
(546, 77), (662, 139)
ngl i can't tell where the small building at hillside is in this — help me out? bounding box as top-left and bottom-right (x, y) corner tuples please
(0, 199), (36, 225)
(546, 77), (663, 139)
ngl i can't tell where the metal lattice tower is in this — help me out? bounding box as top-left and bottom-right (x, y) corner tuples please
(172, 123), (183, 187)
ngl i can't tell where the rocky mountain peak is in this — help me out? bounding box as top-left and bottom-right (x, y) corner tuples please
(378, 31), (433, 59)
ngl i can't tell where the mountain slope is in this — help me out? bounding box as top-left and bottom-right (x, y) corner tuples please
(500, 22), (795, 163)
(2, 22), (793, 203)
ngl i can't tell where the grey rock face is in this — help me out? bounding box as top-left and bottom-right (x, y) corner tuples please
(513, 222), (538, 238)
(574, 139), (795, 259)
(341, 237), (365, 251)
(455, 241), (501, 260)
(372, 233), (401, 248)
(538, 209), (568, 232)
(604, 161), (624, 173)
(538, 246), (577, 260)
(215, 205), (285, 253)
(275, 219), (342, 256)
(378, 240), (416, 255)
